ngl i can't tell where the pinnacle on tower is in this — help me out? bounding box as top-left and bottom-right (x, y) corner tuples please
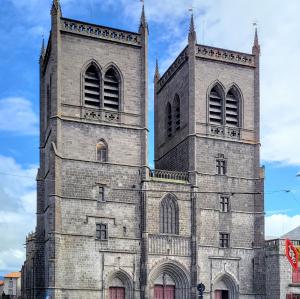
(254, 27), (259, 46)
(40, 37), (45, 59)
(188, 13), (197, 43)
(139, 4), (148, 32)
(252, 26), (260, 54)
(154, 58), (160, 81)
(189, 13), (195, 33)
(51, 0), (62, 15)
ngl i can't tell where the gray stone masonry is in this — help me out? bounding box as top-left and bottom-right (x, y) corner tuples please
(22, 3), (267, 299)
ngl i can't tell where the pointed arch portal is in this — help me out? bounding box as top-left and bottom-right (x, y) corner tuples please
(213, 273), (239, 299)
(149, 261), (190, 299)
(105, 270), (133, 299)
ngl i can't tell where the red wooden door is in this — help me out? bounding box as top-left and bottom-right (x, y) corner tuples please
(154, 285), (175, 299)
(164, 286), (175, 299)
(215, 290), (222, 299)
(154, 285), (164, 299)
(109, 287), (125, 299)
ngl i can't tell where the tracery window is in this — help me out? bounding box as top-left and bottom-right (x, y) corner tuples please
(160, 194), (179, 234)
(173, 94), (181, 131)
(96, 140), (108, 162)
(103, 68), (120, 111)
(84, 64), (101, 108)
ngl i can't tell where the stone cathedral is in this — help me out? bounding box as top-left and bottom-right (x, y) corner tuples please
(21, 1), (266, 298)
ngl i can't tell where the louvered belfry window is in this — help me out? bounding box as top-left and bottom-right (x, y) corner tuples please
(209, 86), (223, 125)
(84, 65), (101, 108)
(166, 102), (172, 137)
(225, 88), (239, 127)
(174, 94), (181, 131)
(103, 68), (120, 111)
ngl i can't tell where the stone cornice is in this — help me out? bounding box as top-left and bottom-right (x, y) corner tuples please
(157, 46), (189, 92)
(196, 44), (255, 67)
(61, 17), (141, 47)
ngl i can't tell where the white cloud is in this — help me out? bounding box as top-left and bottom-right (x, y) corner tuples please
(0, 155), (37, 275)
(265, 214), (300, 238)
(0, 249), (26, 273)
(0, 97), (38, 136)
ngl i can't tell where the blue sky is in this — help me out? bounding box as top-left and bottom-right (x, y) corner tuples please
(0, 0), (300, 275)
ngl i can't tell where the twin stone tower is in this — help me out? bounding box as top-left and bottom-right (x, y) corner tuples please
(22, 1), (265, 299)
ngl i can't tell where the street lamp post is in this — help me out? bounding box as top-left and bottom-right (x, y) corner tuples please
(197, 283), (205, 299)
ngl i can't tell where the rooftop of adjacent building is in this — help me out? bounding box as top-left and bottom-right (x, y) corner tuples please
(0, 280), (3, 286)
(281, 225), (300, 241)
(4, 272), (21, 279)
(265, 225), (300, 252)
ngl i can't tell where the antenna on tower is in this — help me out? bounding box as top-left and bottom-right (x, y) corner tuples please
(89, 0), (94, 21)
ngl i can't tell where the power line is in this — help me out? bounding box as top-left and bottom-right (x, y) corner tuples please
(0, 171), (299, 199)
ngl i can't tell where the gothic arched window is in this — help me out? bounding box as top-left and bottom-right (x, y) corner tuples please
(173, 94), (181, 131)
(166, 102), (172, 137)
(160, 194), (179, 234)
(104, 68), (120, 111)
(96, 140), (108, 162)
(225, 87), (240, 127)
(209, 85), (224, 125)
(84, 64), (101, 108)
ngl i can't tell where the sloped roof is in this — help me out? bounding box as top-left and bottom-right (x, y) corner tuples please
(0, 280), (4, 286)
(281, 225), (300, 240)
(4, 272), (21, 278)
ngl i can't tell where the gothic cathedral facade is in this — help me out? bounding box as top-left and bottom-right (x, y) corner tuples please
(23, 1), (266, 298)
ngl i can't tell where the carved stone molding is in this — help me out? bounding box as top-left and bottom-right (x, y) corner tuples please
(148, 234), (191, 256)
(62, 18), (141, 47)
(157, 47), (188, 92)
(196, 45), (255, 67)
(209, 125), (240, 139)
(83, 108), (120, 123)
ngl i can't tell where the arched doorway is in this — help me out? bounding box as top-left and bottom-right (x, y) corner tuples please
(148, 260), (190, 299)
(213, 273), (238, 299)
(105, 270), (133, 299)
(153, 273), (175, 299)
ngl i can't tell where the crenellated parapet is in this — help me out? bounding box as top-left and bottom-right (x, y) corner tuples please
(157, 47), (188, 92)
(196, 44), (255, 67)
(61, 18), (142, 47)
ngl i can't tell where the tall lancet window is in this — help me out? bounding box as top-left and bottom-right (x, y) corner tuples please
(166, 102), (172, 137)
(174, 94), (181, 131)
(103, 68), (120, 111)
(225, 87), (240, 127)
(84, 64), (101, 108)
(209, 85), (223, 125)
(160, 194), (179, 235)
